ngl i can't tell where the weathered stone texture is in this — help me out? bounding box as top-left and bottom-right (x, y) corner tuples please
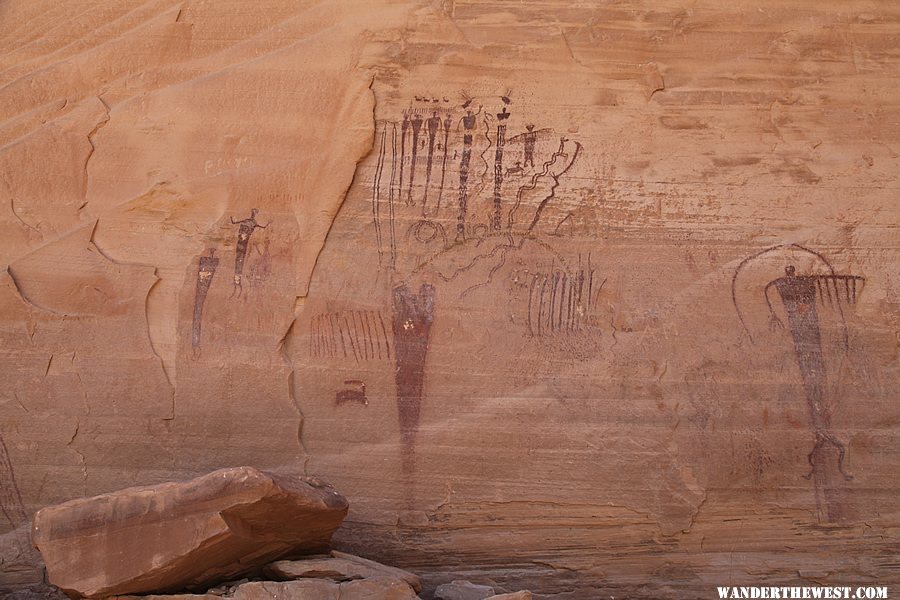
(267, 551), (422, 593)
(0, 0), (898, 598)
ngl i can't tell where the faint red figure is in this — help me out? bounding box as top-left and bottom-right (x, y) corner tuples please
(229, 209), (268, 297)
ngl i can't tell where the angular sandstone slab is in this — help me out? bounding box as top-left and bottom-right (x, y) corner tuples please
(487, 593), (533, 600)
(229, 577), (419, 600)
(32, 467), (348, 598)
(332, 552), (423, 593)
(434, 580), (496, 600)
(266, 550), (422, 592)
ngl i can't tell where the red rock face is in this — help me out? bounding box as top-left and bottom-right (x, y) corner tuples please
(32, 468), (348, 598)
(0, 0), (898, 598)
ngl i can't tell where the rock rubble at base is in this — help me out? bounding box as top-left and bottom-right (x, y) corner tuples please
(114, 576), (421, 600)
(109, 555), (533, 600)
(20, 467), (533, 600)
(266, 551), (423, 593)
(0, 524), (68, 600)
(434, 580), (498, 600)
(32, 468), (349, 598)
(429, 579), (534, 600)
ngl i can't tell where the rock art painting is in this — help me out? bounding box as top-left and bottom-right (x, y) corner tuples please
(191, 248), (219, 355)
(391, 283), (435, 475)
(733, 244), (866, 523)
(351, 95), (595, 482)
(456, 102), (480, 240)
(525, 261), (604, 338)
(230, 209), (269, 298)
(293, 64), (895, 594)
(310, 310), (392, 362)
(2, 1), (899, 598)
(336, 380), (369, 406)
(293, 93), (606, 524)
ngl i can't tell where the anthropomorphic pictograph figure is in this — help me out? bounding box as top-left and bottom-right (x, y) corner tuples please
(407, 112), (423, 205)
(422, 111), (442, 210)
(522, 124), (537, 168)
(191, 248), (219, 354)
(436, 113), (453, 211)
(491, 100), (511, 231)
(391, 283), (435, 476)
(764, 265), (864, 521)
(229, 209), (268, 297)
(399, 111), (410, 200)
(456, 104), (481, 241)
(733, 246), (865, 523)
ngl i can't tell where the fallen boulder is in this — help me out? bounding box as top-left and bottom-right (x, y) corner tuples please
(32, 467), (348, 598)
(266, 550), (422, 592)
(486, 593), (533, 600)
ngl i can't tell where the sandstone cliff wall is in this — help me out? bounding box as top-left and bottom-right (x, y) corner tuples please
(1, 1), (897, 597)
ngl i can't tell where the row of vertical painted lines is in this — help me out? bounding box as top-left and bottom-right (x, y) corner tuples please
(310, 311), (393, 361)
(527, 268), (603, 337)
(813, 275), (864, 306)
